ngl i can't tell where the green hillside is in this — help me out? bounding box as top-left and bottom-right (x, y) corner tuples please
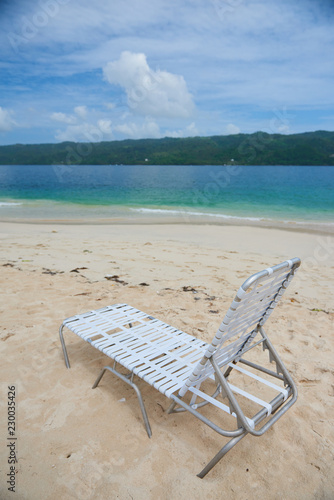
(0, 131), (333, 165)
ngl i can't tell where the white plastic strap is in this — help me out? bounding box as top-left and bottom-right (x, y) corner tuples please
(189, 386), (255, 429)
(266, 267), (273, 275)
(190, 383), (201, 407)
(286, 259), (293, 268)
(189, 386), (231, 413)
(230, 299), (241, 310)
(236, 287), (247, 300)
(228, 383), (273, 416)
(229, 363), (289, 401)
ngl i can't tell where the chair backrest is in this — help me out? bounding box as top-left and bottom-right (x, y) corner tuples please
(178, 258), (301, 397)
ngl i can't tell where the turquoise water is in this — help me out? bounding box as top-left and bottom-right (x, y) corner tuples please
(0, 164), (333, 226)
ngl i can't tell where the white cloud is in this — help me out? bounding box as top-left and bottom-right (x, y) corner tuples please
(0, 106), (16, 132)
(114, 118), (161, 139)
(55, 120), (113, 142)
(112, 119), (200, 140)
(51, 106), (88, 125)
(52, 105), (115, 142)
(51, 112), (77, 124)
(105, 102), (116, 110)
(103, 51), (195, 118)
(165, 122), (199, 138)
(74, 105), (88, 119)
(225, 124), (241, 135)
(97, 119), (113, 135)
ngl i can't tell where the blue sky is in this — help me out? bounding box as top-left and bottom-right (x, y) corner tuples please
(0, 0), (333, 145)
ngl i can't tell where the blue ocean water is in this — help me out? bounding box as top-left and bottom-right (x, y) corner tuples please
(0, 164), (333, 226)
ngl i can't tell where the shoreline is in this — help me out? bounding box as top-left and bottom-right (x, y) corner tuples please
(0, 215), (333, 236)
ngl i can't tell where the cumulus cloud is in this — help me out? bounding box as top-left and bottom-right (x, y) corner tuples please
(97, 119), (113, 135)
(74, 105), (88, 119)
(114, 118), (161, 139)
(165, 122), (199, 138)
(0, 106), (16, 132)
(55, 121), (113, 142)
(225, 123), (241, 135)
(51, 107), (88, 125)
(51, 112), (77, 124)
(103, 51), (195, 118)
(51, 104), (110, 142)
(105, 102), (116, 110)
(52, 106), (113, 142)
(112, 119), (200, 140)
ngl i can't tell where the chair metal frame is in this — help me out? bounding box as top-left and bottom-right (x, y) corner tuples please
(59, 258), (300, 477)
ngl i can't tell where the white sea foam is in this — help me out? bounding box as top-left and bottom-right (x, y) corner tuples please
(130, 207), (263, 222)
(0, 202), (22, 207)
(130, 207), (334, 227)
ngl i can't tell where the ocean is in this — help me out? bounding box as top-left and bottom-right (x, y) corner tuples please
(0, 165), (333, 230)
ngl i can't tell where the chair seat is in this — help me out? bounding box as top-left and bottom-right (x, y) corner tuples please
(63, 303), (208, 397)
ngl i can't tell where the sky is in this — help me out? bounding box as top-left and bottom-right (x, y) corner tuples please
(0, 0), (333, 145)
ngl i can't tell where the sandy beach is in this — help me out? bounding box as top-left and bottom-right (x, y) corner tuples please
(0, 221), (333, 500)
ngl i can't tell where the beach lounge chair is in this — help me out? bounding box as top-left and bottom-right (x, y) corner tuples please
(59, 257), (300, 477)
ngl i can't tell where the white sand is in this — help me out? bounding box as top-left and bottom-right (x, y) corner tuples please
(0, 222), (333, 499)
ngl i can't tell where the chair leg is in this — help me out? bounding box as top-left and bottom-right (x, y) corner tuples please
(197, 431), (248, 478)
(92, 365), (152, 438)
(223, 362), (236, 379)
(59, 324), (70, 369)
(166, 401), (177, 414)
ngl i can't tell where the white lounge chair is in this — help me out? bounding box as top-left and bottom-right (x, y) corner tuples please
(59, 257), (300, 477)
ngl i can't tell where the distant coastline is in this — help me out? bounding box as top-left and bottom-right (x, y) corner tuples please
(0, 130), (334, 166)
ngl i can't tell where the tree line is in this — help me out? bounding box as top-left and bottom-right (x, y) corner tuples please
(0, 130), (333, 165)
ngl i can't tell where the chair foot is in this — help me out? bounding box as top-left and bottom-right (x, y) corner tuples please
(197, 432), (247, 478)
(166, 401), (177, 414)
(93, 365), (152, 438)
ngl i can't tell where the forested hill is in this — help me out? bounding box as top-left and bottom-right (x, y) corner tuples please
(0, 131), (333, 165)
